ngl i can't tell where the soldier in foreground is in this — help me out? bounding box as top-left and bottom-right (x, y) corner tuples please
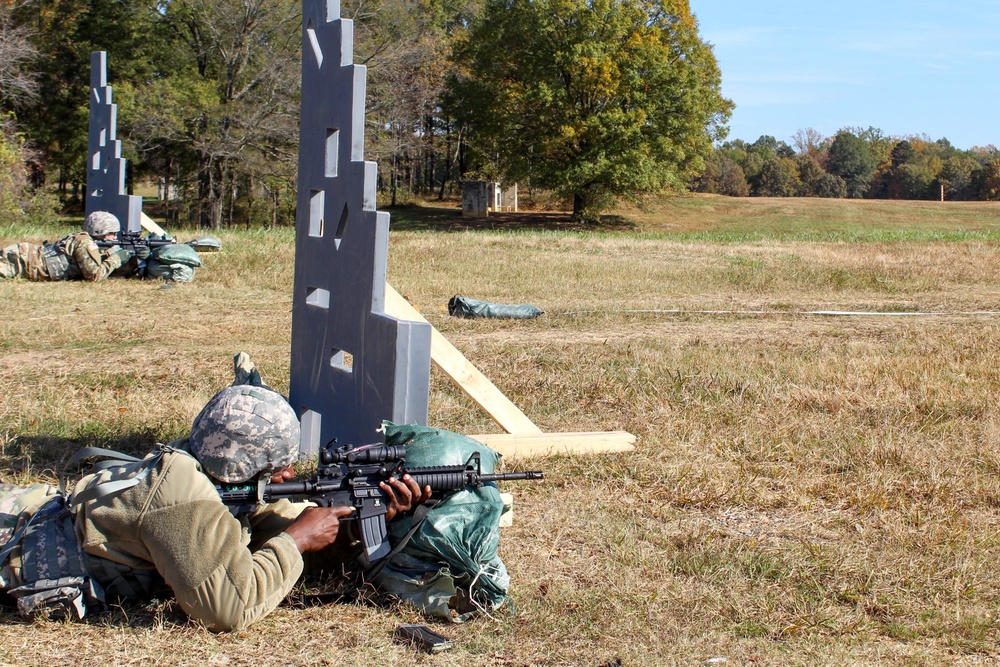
(0, 211), (134, 281)
(0, 382), (430, 631)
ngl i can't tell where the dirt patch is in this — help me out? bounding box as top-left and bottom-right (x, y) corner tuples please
(0, 351), (67, 372)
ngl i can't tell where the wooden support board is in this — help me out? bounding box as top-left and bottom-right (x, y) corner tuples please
(140, 212), (168, 236)
(384, 283), (636, 457)
(384, 284), (542, 435)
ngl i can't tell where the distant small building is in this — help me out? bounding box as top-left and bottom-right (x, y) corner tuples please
(462, 181), (518, 217)
(157, 178), (178, 201)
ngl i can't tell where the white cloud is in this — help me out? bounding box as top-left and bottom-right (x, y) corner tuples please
(843, 30), (929, 54)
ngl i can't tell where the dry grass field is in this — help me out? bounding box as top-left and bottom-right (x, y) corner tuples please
(2, 194), (1000, 666)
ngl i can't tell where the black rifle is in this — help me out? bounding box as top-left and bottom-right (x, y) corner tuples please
(95, 230), (176, 254)
(216, 440), (544, 566)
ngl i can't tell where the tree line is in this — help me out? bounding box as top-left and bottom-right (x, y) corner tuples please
(694, 127), (1000, 202)
(0, 0), (995, 230)
(0, 0), (733, 224)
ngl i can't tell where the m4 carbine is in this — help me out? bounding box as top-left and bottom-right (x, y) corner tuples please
(216, 440), (544, 566)
(95, 230), (176, 254)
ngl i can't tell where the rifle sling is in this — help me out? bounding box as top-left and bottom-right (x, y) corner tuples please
(365, 499), (439, 580)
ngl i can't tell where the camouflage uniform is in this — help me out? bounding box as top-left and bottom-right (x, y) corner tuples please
(0, 231), (128, 282)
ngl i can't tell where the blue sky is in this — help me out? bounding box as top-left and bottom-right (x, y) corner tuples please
(689, 0), (1000, 150)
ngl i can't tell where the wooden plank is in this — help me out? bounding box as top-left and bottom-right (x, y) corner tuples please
(384, 284), (543, 435)
(140, 212), (168, 237)
(468, 431), (636, 458)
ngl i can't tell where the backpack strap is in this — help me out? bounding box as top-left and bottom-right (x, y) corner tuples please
(365, 499), (439, 580)
(64, 445), (167, 507)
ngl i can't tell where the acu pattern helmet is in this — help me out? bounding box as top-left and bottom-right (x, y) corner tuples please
(84, 211), (120, 237)
(189, 385), (300, 483)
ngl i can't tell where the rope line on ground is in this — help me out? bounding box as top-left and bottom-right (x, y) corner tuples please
(559, 309), (1000, 317)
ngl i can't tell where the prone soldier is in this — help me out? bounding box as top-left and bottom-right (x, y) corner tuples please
(1, 381), (430, 631)
(0, 211), (134, 282)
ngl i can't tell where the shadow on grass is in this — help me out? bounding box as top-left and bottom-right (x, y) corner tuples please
(386, 203), (637, 233)
(3, 431), (166, 476)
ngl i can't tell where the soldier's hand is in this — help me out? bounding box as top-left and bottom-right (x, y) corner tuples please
(135, 246), (151, 260)
(381, 474), (432, 522)
(284, 505), (356, 553)
(113, 249), (133, 264)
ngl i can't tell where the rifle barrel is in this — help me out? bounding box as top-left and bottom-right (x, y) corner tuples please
(479, 471), (544, 483)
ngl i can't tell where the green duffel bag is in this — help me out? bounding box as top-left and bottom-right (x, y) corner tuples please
(448, 295), (544, 319)
(151, 243), (203, 268)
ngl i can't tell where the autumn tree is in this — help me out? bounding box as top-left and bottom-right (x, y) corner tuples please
(795, 155), (845, 198)
(0, 3), (38, 111)
(8, 0), (164, 197)
(753, 156), (799, 197)
(350, 0), (468, 203)
(447, 0), (731, 220)
(0, 3), (58, 221)
(792, 127), (828, 164)
(692, 153), (748, 197)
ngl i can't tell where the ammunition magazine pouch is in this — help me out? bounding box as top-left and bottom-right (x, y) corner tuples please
(41, 242), (71, 281)
(8, 576), (101, 620)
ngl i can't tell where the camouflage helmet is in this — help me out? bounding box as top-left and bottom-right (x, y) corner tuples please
(84, 211), (120, 237)
(189, 385), (300, 483)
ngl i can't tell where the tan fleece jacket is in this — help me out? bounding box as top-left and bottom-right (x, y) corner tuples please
(72, 447), (305, 632)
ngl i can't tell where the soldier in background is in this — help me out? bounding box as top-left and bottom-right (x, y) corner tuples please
(0, 211), (133, 281)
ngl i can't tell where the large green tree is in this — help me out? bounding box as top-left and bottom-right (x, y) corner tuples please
(446, 0), (731, 220)
(132, 0), (302, 228)
(826, 130), (877, 198)
(753, 156), (799, 197)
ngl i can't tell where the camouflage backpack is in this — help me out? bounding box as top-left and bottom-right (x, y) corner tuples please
(0, 483), (105, 619)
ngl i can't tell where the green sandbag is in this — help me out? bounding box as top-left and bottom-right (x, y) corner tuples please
(374, 421), (510, 622)
(448, 295), (544, 319)
(144, 259), (195, 283)
(152, 243), (203, 267)
(187, 237), (222, 252)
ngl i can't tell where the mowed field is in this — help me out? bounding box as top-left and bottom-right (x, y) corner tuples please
(2, 193), (1000, 666)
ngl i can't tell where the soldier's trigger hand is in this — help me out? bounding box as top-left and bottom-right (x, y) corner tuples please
(284, 505), (356, 553)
